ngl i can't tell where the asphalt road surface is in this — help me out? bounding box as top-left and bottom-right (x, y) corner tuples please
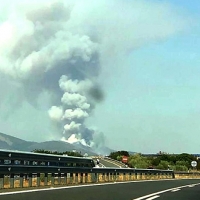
(0, 179), (200, 200)
(93, 157), (124, 168)
(98, 158), (122, 168)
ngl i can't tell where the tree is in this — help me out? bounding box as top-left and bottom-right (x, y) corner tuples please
(32, 149), (82, 157)
(156, 160), (170, 170)
(128, 154), (150, 169)
(109, 151), (129, 160)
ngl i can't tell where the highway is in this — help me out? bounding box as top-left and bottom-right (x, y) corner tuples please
(0, 179), (200, 200)
(93, 157), (125, 168)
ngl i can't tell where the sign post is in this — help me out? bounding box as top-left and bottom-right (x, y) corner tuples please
(122, 156), (128, 163)
(191, 161), (197, 168)
(191, 161), (197, 176)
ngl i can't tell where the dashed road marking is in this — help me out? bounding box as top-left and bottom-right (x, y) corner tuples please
(188, 184), (195, 187)
(146, 195), (160, 200)
(133, 182), (200, 200)
(171, 188), (180, 192)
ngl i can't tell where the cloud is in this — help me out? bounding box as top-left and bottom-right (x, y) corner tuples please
(0, 0), (187, 148)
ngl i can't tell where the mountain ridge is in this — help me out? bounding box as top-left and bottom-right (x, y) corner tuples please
(0, 132), (114, 156)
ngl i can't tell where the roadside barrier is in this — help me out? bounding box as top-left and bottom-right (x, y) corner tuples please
(0, 166), (175, 189)
(1, 150), (196, 190)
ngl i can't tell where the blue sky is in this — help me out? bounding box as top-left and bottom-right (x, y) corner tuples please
(0, 0), (200, 154)
(86, 1), (200, 153)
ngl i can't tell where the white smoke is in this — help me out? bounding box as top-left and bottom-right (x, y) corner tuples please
(64, 121), (81, 133)
(0, 0), (187, 147)
(61, 93), (90, 110)
(63, 108), (89, 120)
(48, 106), (63, 122)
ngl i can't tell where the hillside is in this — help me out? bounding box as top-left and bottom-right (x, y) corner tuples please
(0, 132), (114, 156)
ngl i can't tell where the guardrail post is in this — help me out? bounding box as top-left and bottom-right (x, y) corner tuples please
(104, 173), (107, 182)
(28, 174), (32, 187)
(44, 173), (48, 186)
(152, 172), (155, 179)
(63, 173), (67, 184)
(85, 173), (88, 183)
(80, 173), (83, 183)
(131, 172), (135, 180)
(101, 173), (105, 182)
(37, 173), (40, 187)
(66, 173), (70, 184)
(96, 173), (99, 183)
(90, 173), (96, 183)
(150, 172), (153, 179)
(75, 173), (78, 184)
(113, 173), (116, 182)
(112, 173), (114, 181)
(0, 175), (4, 189)
(109, 173), (112, 182)
(19, 174), (24, 188)
(152, 172), (155, 180)
(116, 173), (119, 181)
(60, 173), (63, 185)
(123, 173), (126, 181)
(51, 173), (55, 186)
(156, 172), (159, 179)
(58, 173), (61, 185)
(70, 173), (73, 184)
(139, 173), (142, 180)
(129, 173), (131, 181)
(135, 172), (137, 180)
(154, 172), (157, 179)
(9, 174), (14, 188)
(157, 172), (160, 179)
(147, 172), (150, 180)
(106, 173), (109, 182)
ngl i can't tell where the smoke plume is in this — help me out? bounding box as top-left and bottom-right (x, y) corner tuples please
(0, 0), (186, 148)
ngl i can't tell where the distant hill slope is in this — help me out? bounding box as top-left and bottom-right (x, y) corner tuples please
(0, 132), (115, 156)
(0, 132), (36, 150)
(26, 141), (97, 155)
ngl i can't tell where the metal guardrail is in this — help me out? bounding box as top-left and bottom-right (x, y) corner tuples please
(174, 171), (200, 177)
(0, 166), (174, 189)
(0, 150), (175, 189)
(0, 165), (173, 174)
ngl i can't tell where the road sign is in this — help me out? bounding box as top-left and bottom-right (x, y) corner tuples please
(191, 161), (197, 167)
(122, 156), (128, 163)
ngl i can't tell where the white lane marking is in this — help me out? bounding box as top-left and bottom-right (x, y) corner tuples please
(133, 182), (200, 200)
(146, 195), (160, 200)
(188, 184), (195, 187)
(171, 188), (180, 192)
(100, 163), (106, 168)
(0, 179), (182, 196)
